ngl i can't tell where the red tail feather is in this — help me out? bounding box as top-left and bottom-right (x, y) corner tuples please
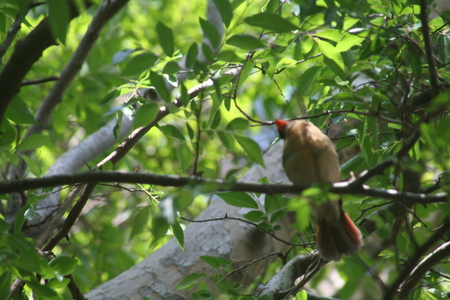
(316, 208), (363, 261)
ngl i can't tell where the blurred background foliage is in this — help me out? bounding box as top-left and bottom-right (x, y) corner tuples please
(0, 0), (449, 298)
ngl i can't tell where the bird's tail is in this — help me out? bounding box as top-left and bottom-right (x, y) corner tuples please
(315, 208), (363, 261)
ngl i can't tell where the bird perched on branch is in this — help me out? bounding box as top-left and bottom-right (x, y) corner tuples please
(275, 119), (363, 261)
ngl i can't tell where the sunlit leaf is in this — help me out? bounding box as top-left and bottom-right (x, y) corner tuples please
(226, 34), (266, 50)
(47, 0), (70, 44)
(130, 206), (150, 239)
(150, 71), (171, 102)
(171, 220), (184, 250)
(185, 42), (199, 68)
(244, 13), (298, 33)
(133, 103), (160, 128)
(226, 118), (249, 130)
(159, 124), (185, 140)
(297, 65), (321, 95)
(5, 97), (36, 124)
(16, 133), (49, 151)
(121, 52), (158, 76)
(235, 134), (265, 166)
(156, 21), (174, 56)
(218, 192), (259, 209)
(177, 143), (193, 171)
(176, 273), (207, 290)
(212, 0), (233, 27)
(199, 18), (221, 49)
(48, 256), (78, 277)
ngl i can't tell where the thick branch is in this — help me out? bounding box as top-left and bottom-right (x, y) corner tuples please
(257, 254), (319, 298)
(399, 240), (450, 297)
(0, 0), (92, 123)
(383, 221), (450, 300)
(419, 0), (440, 94)
(0, 171), (446, 203)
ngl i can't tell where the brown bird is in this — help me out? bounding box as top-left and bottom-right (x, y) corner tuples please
(275, 119), (362, 261)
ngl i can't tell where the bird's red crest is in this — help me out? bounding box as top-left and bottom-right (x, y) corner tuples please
(274, 119), (288, 131)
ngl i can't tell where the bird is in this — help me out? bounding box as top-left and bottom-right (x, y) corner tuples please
(275, 119), (362, 261)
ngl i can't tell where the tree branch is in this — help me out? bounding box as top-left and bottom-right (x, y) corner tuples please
(0, 171), (446, 204)
(0, 0), (92, 124)
(256, 253), (319, 298)
(419, 0), (440, 95)
(383, 221), (450, 300)
(399, 240), (450, 297)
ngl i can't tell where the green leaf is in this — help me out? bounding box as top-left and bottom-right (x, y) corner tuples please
(226, 118), (249, 130)
(226, 34), (266, 50)
(180, 83), (190, 107)
(156, 21), (174, 56)
(151, 214), (170, 243)
(0, 121), (17, 148)
(176, 273), (207, 290)
(201, 42), (214, 61)
(336, 34), (365, 52)
(235, 134), (265, 166)
(295, 289), (308, 300)
(112, 48), (135, 64)
(244, 13), (298, 33)
(315, 38), (345, 78)
(200, 256), (228, 268)
(171, 220), (184, 250)
(48, 256), (78, 277)
(130, 206), (150, 239)
(113, 112), (123, 142)
(0, 271), (12, 300)
(313, 29), (343, 42)
(289, 197), (310, 232)
(237, 60), (254, 90)
(200, 256), (221, 268)
(5, 97), (36, 124)
(218, 192), (259, 209)
(199, 18), (221, 49)
(47, 0), (70, 44)
(150, 72), (171, 102)
(20, 155), (41, 177)
(99, 89), (120, 105)
(26, 280), (58, 298)
(217, 131), (234, 150)
(133, 103), (160, 128)
(212, 0), (233, 27)
(177, 143), (193, 171)
(217, 50), (241, 62)
(159, 124), (185, 140)
(297, 65), (321, 95)
(185, 42), (198, 68)
(121, 52), (158, 76)
(243, 210), (265, 222)
(47, 277), (70, 289)
(16, 133), (50, 151)
(14, 204), (31, 233)
(163, 61), (180, 74)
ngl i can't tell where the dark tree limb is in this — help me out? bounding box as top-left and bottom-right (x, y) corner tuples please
(383, 221), (450, 300)
(399, 240), (450, 298)
(0, 170), (447, 204)
(0, 0), (93, 124)
(419, 0), (440, 95)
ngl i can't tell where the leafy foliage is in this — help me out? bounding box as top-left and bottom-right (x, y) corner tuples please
(0, 0), (449, 299)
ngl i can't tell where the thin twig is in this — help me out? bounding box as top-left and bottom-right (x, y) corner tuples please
(181, 216), (305, 247)
(210, 252), (282, 291)
(419, 0), (440, 94)
(20, 76), (59, 86)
